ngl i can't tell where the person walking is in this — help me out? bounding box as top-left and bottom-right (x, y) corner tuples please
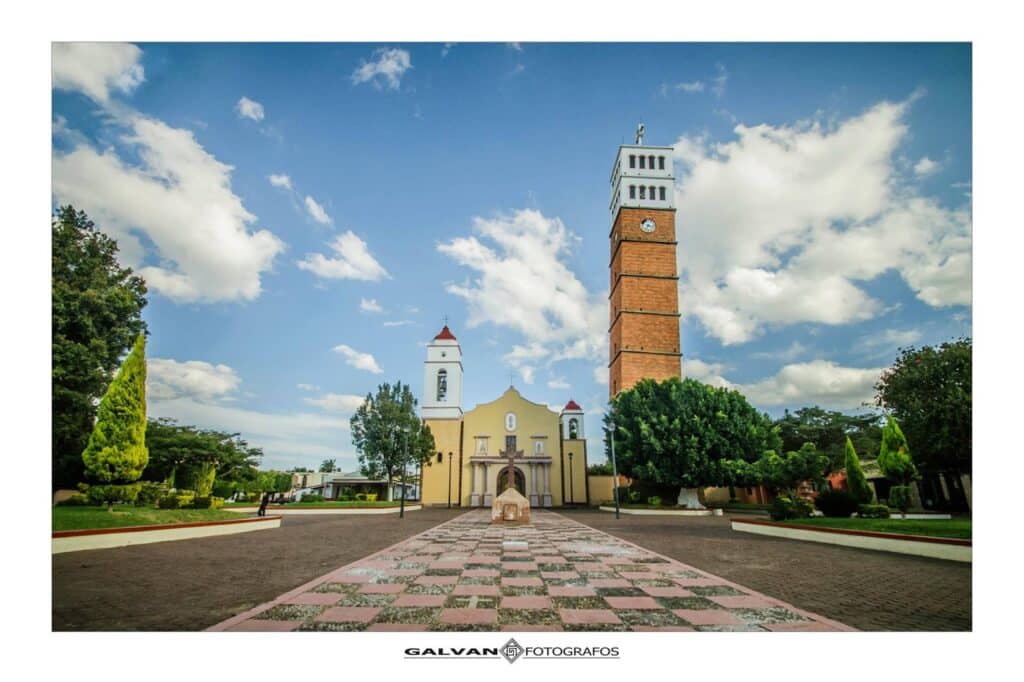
(257, 491), (271, 517)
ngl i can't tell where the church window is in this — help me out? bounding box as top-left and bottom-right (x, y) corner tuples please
(639, 155), (646, 169)
(534, 440), (544, 455)
(629, 185), (636, 199)
(648, 155), (655, 168)
(629, 154), (636, 168)
(505, 435), (517, 453)
(659, 186), (666, 201)
(437, 452), (443, 464)
(659, 156), (665, 170)
(649, 185), (656, 198)
(639, 186), (646, 199)
(568, 418), (579, 439)
(436, 369), (448, 401)
(476, 437), (488, 455)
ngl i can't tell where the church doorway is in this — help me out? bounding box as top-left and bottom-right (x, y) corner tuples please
(497, 467), (526, 496)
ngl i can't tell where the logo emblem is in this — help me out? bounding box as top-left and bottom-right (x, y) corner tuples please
(501, 638), (524, 664)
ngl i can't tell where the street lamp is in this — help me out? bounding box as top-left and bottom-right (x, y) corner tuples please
(447, 452), (453, 509)
(400, 425), (409, 519)
(609, 417), (620, 519)
(568, 452), (574, 504)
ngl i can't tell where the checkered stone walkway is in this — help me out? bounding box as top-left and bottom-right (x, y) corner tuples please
(209, 510), (855, 632)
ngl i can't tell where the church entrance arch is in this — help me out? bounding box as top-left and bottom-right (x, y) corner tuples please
(497, 467), (526, 496)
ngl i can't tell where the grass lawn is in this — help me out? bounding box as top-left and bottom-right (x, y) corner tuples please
(781, 517), (972, 540)
(53, 506), (243, 532)
(224, 500), (407, 508)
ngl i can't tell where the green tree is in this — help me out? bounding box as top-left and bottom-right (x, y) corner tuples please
(350, 382), (436, 500)
(53, 206), (148, 488)
(319, 458), (337, 473)
(81, 335), (149, 505)
(745, 443), (829, 497)
(878, 416), (918, 486)
(874, 338), (971, 475)
(843, 436), (874, 504)
(774, 406), (883, 473)
(143, 418), (262, 489)
(605, 377), (781, 501)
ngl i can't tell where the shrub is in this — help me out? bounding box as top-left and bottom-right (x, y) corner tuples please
(627, 490), (641, 504)
(192, 496), (224, 510)
(814, 488), (858, 518)
(843, 437), (874, 504)
(86, 483), (141, 508)
(158, 495), (180, 509)
(339, 487), (356, 501)
(888, 486), (913, 514)
(770, 495), (814, 521)
(58, 492), (92, 506)
(647, 495), (662, 507)
(366, 493), (378, 502)
(355, 492), (367, 502)
(858, 503), (891, 519)
(135, 481), (167, 507)
(302, 494), (325, 503)
(587, 463), (614, 476)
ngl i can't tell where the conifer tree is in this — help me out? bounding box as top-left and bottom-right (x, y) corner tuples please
(878, 416), (918, 486)
(843, 436), (874, 504)
(82, 334), (149, 485)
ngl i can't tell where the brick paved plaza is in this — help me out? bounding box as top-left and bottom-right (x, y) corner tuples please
(208, 510), (854, 632)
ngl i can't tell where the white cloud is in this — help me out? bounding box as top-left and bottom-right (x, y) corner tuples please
(438, 209), (606, 367)
(351, 47), (412, 90)
(711, 63), (728, 98)
(674, 95), (971, 345)
(52, 42), (144, 103)
(298, 231), (390, 281)
(297, 383), (318, 391)
(662, 81), (705, 96)
(913, 156), (940, 176)
(681, 358), (732, 389)
(441, 43), (456, 58)
(548, 377), (570, 390)
(304, 195), (332, 225)
(360, 298), (384, 313)
(148, 358), (241, 402)
(333, 344), (383, 374)
(750, 341), (809, 362)
(383, 320), (413, 327)
(738, 360), (883, 410)
(593, 366), (609, 386)
(235, 96), (265, 121)
(52, 114), (285, 303)
(864, 328), (922, 348)
(519, 366), (536, 384)
(303, 392), (366, 413)
(268, 174), (292, 190)
(507, 42), (523, 52)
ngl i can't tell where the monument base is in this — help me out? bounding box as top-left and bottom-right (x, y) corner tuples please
(491, 487), (531, 525)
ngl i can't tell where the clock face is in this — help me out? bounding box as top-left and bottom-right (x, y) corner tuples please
(640, 218), (656, 233)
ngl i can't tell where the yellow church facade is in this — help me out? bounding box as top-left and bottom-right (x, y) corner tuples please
(417, 326), (589, 507)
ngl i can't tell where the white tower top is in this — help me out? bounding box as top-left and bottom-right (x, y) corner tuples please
(609, 126), (675, 217)
(422, 325), (463, 420)
(560, 399), (585, 440)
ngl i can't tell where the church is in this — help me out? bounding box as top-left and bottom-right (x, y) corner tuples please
(417, 128), (682, 507)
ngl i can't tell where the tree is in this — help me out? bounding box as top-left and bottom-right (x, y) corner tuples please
(319, 459), (337, 473)
(53, 206), (148, 488)
(605, 377), (781, 505)
(81, 334), (148, 506)
(745, 443), (829, 497)
(878, 416), (918, 486)
(350, 382), (436, 500)
(843, 436), (874, 504)
(143, 418), (263, 489)
(874, 338), (971, 476)
(774, 406), (883, 473)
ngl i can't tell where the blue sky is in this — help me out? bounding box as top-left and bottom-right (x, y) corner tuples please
(51, 42), (972, 471)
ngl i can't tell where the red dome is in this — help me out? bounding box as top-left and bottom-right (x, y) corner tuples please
(434, 325), (457, 341)
(564, 399), (582, 411)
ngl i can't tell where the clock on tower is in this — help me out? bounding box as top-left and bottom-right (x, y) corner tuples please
(607, 126), (682, 397)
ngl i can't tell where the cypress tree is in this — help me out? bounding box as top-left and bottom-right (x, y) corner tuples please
(82, 334), (149, 484)
(878, 415), (918, 486)
(843, 436), (874, 504)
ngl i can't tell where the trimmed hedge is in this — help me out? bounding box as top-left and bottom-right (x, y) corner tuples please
(770, 495), (814, 521)
(857, 503), (891, 519)
(814, 488), (858, 518)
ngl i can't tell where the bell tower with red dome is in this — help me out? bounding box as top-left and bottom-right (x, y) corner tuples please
(422, 324), (463, 420)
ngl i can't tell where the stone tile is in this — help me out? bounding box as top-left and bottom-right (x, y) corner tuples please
(541, 571), (580, 580)
(501, 624), (564, 631)
(500, 596), (552, 609)
(631, 625), (696, 631)
(763, 621), (843, 632)
(414, 575), (459, 586)
(502, 562), (539, 571)
(392, 594), (447, 608)
(429, 560), (467, 570)
(672, 609), (746, 626)
(325, 572), (372, 584)
(641, 586), (694, 598)
(709, 595), (778, 609)
(604, 596), (663, 610)
(547, 585), (597, 597)
(440, 608), (497, 625)
(463, 568), (500, 578)
(359, 582), (408, 594)
(282, 592), (343, 606)
(366, 623), (431, 631)
(315, 606), (382, 623)
(502, 577), (544, 587)
(589, 578), (632, 588)
(559, 609), (622, 625)
(452, 583), (501, 596)
(226, 619), (302, 632)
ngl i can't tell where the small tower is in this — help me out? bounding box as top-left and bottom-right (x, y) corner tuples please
(422, 325), (463, 420)
(560, 399), (585, 440)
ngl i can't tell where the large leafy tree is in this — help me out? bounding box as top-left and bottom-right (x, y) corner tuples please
(874, 338), (971, 475)
(319, 459), (337, 473)
(53, 206), (147, 488)
(82, 334), (149, 484)
(606, 377), (781, 494)
(774, 406), (882, 473)
(350, 382), (435, 500)
(739, 443), (829, 497)
(143, 417), (263, 490)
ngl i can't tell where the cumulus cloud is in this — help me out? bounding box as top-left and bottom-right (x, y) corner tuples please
(235, 96), (265, 121)
(383, 320), (413, 327)
(333, 344), (383, 374)
(303, 392), (366, 413)
(351, 47), (412, 90)
(913, 156), (940, 176)
(662, 81), (705, 96)
(298, 231), (390, 281)
(52, 42), (144, 103)
(268, 174), (293, 189)
(593, 366), (609, 386)
(519, 366), (536, 384)
(360, 298), (383, 313)
(304, 195), (332, 225)
(148, 358), (241, 402)
(52, 114), (285, 303)
(548, 377), (570, 390)
(297, 383), (318, 391)
(673, 95), (971, 345)
(438, 209), (606, 370)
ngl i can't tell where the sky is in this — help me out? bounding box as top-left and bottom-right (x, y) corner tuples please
(51, 42), (972, 472)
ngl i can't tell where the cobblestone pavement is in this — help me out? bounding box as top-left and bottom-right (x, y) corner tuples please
(209, 510), (854, 632)
(564, 509), (971, 631)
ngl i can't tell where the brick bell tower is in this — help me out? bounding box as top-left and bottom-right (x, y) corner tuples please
(608, 124), (682, 397)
